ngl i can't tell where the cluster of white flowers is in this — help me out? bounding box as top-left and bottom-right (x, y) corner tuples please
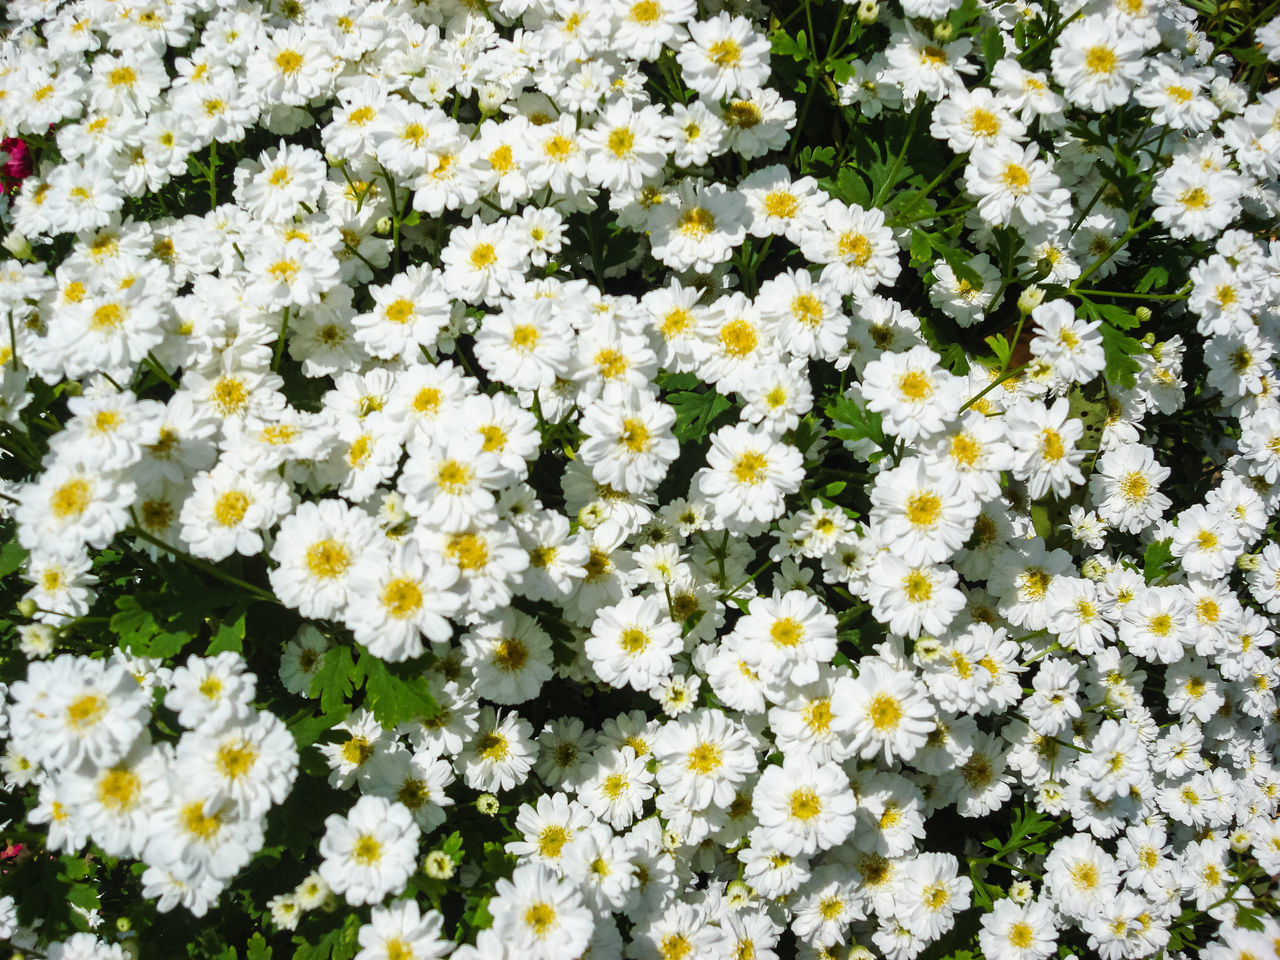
(6, 650), (296, 916)
(1, 0), (1280, 957)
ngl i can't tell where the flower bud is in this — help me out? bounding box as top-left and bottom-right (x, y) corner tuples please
(932, 21), (954, 42)
(725, 880), (752, 908)
(476, 793), (499, 816)
(1017, 285), (1045, 315)
(1135, 306), (1152, 323)
(577, 501), (606, 529)
(2, 232), (32, 261)
(423, 850), (456, 879)
(15, 598), (36, 618)
(116, 917), (132, 933)
(856, 0), (878, 24)
(375, 216), (392, 234)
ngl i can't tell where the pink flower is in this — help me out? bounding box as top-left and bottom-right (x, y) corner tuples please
(1, 138), (32, 194)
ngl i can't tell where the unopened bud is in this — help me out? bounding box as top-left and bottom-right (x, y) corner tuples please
(2, 232), (32, 261)
(1135, 306), (1152, 323)
(116, 917), (132, 933)
(15, 599), (36, 618)
(932, 20), (954, 42)
(1017, 285), (1045, 315)
(856, 0), (878, 24)
(1230, 828), (1252, 853)
(724, 880), (752, 908)
(476, 793), (499, 816)
(423, 850), (456, 879)
(1237, 553), (1261, 572)
(913, 636), (942, 660)
(375, 216), (392, 234)
(577, 501), (606, 529)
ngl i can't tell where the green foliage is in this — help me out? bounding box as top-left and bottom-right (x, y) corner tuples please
(1144, 538), (1176, 584)
(668, 385), (734, 443)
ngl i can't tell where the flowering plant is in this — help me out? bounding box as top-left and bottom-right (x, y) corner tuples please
(0, 0), (1278, 958)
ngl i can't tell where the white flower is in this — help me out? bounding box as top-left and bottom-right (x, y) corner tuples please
(319, 796), (421, 907)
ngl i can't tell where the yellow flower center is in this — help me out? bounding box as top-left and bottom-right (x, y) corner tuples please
(306, 540), (350, 579)
(686, 742), (722, 773)
(382, 578), (423, 618)
(213, 491), (249, 527)
(868, 692), (903, 730)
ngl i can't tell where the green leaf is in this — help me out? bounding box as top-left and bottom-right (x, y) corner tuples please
(826, 395), (887, 458)
(247, 934), (272, 960)
(0, 539), (27, 578)
(771, 28), (807, 60)
(1090, 301), (1140, 330)
(1098, 322), (1143, 388)
(984, 333), (1013, 368)
(287, 707), (350, 747)
(798, 145), (835, 175)
(909, 229), (932, 267)
(981, 25), (1004, 72)
(1135, 265), (1169, 294)
(1030, 503), (1051, 538)
(359, 653), (439, 728)
(668, 387), (733, 443)
(109, 594), (191, 657)
(940, 342), (971, 376)
(835, 166), (871, 208)
(207, 608), (247, 655)
(1143, 538), (1174, 584)
(309, 645), (358, 715)
(111, 595), (158, 648)
(293, 914), (362, 960)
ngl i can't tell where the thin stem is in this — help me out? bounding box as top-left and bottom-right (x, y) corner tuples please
(273, 306), (291, 372)
(208, 140), (218, 209)
(891, 155), (965, 225)
(1070, 219), (1155, 290)
(873, 101), (921, 209)
(127, 525), (280, 605)
(959, 361), (1030, 414)
(1074, 286), (1190, 301)
(144, 352), (179, 390)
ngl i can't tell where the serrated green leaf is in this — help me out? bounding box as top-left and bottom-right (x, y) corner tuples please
(1090, 301), (1141, 330)
(247, 934), (272, 960)
(668, 388), (733, 443)
(1135, 265), (1168, 293)
(207, 608), (247, 655)
(984, 333), (1012, 368)
(826, 395), (887, 457)
(835, 166), (871, 208)
(111, 595), (158, 649)
(1098, 322), (1143, 388)
(940, 342), (971, 376)
(1143, 538), (1174, 584)
(309, 645), (357, 715)
(359, 653), (439, 728)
